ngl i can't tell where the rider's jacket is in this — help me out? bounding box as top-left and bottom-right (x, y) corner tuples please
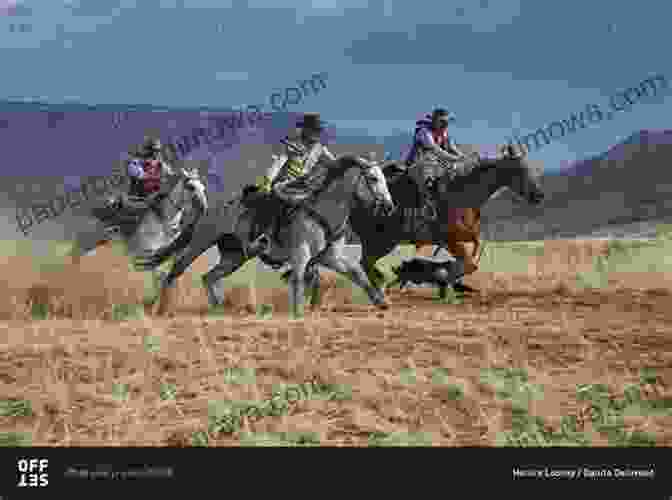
(261, 139), (335, 191)
(405, 119), (464, 167)
(127, 157), (174, 197)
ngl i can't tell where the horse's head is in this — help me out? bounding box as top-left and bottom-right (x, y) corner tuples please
(350, 156), (396, 216)
(495, 144), (545, 205)
(177, 166), (208, 214)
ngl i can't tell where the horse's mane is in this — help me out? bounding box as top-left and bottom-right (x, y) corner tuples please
(293, 155), (363, 194)
(440, 156), (501, 190)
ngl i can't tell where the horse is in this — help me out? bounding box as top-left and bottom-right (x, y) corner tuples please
(350, 143), (544, 298)
(67, 167), (208, 277)
(414, 207), (482, 293)
(135, 155), (396, 318)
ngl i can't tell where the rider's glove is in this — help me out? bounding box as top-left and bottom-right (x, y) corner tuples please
(258, 176), (272, 193)
(286, 159), (304, 179)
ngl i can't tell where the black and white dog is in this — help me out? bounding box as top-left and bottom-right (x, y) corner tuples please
(390, 256), (470, 299)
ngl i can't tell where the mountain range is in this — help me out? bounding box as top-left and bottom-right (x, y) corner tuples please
(0, 100), (670, 243)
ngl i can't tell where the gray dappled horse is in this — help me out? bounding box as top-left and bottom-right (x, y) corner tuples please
(136, 155), (395, 318)
(350, 143), (545, 297)
(68, 167), (208, 274)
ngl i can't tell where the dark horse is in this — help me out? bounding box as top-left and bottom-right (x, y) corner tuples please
(350, 144), (545, 297)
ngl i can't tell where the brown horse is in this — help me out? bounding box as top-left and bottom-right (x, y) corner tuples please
(350, 144), (544, 299)
(414, 207), (482, 274)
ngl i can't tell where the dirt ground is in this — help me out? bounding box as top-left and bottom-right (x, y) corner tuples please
(1, 240), (671, 446)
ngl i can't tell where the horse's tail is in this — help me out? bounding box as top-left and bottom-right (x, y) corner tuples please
(161, 231), (234, 288)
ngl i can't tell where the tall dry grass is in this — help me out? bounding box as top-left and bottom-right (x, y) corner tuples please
(2, 238), (670, 321)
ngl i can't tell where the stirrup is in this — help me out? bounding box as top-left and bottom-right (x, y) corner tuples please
(104, 225), (121, 238)
(423, 197), (437, 219)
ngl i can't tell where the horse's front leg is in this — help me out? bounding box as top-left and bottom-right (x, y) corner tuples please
(444, 239), (479, 295)
(201, 253), (248, 308)
(287, 269), (307, 319)
(471, 236), (481, 266)
(306, 268), (322, 310)
(460, 209), (481, 266)
(324, 251), (389, 309)
(448, 240), (478, 275)
(360, 253), (386, 295)
(288, 244), (311, 319)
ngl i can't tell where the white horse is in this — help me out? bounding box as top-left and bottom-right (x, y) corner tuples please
(137, 155), (396, 317)
(68, 167), (208, 271)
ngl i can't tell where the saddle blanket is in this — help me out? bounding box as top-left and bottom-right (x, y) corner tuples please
(121, 193), (153, 211)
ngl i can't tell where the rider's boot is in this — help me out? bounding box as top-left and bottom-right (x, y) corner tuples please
(249, 232), (272, 256)
(248, 211), (279, 256)
(422, 178), (438, 222)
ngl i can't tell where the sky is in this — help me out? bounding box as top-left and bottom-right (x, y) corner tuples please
(1, 0), (671, 172)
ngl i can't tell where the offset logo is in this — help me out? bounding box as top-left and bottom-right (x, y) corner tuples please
(17, 458), (49, 487)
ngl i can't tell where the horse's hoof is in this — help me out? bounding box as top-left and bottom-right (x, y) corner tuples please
(464, 263), (479, 274)
(376, 300), (390, 310)
(453, 282), (477, 294)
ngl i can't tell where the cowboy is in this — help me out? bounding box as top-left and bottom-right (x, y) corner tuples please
(127, 138), (175, 198)
(404, 109), (469, 220)
(250, 113), (336, 254)
(107, 137), (176, 225)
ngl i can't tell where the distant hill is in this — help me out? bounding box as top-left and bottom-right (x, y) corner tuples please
(338, 129), (672, 243)
(2, 100), (669, 244)
(479, 129), (672, 240)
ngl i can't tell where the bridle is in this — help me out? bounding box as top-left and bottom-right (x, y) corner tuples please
(353, 159), (392, 214)
(303, 158), (393, 274)
(161, 169), (207, 216)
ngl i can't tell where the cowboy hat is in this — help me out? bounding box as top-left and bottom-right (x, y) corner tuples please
(500, 142), (525, 158)
(143, 138), (163, 152)
(428, 108), (456, 124)
(296, 113), (325, 131)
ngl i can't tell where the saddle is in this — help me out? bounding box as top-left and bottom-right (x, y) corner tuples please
(120, 194), (153, 214)
(385, 166), (436, 212)
(101, 192), (165, 230)
(241, 185), (296, 242)
(124, 192), (168, 215)
(381, 161), (407, 181)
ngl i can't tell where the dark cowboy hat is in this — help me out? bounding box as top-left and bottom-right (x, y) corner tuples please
(428, 108), (456, 124)
(296, 113), (325, 131)
(143, 138), (163, 152)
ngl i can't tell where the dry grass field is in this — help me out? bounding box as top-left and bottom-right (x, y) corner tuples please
(1, 234), (671, 447)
